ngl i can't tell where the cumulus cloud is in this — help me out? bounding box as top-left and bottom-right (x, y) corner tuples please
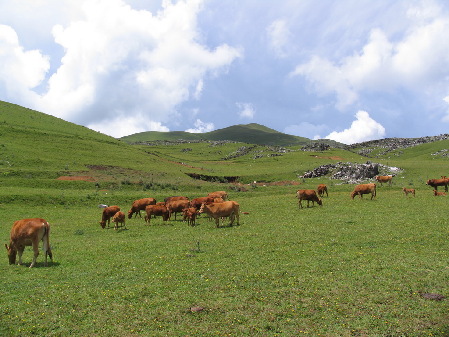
(185, 119), (214, 133)
(325, 110), (386, 144)
(0, 0), (241, 137)
(236, 102), (255, 119)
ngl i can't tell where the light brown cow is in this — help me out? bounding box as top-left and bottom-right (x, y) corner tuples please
(375, 175), (394, 186)
(402, 187), (415, 197)
(166, 199), (190, 220)
(144, 204), (170, 225)
(100, 206), (121, 228)
(199, 201), (240, 227)
(128, 198), (156, 219)
(207, 191), (228, 200)
(112, 211), (126, 230)
(182, 207), (197, 226)
(5, 218), (53, 268)
(434, 190), (447, 196)
(426, 178), (449, 192)
(297, 189), (323, 208)
(317, 184), (328, 197)
(351, 183), (377, 200)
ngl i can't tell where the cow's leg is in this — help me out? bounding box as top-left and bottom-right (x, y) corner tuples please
(17, 246), (25, 266)
(30, 240), (40, 268)
(298, 200), (303, 209)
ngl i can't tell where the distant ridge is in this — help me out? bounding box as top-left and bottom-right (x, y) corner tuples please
(121, 123), (312, 146)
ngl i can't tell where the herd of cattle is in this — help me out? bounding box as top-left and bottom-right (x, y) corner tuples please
(5, 175), (449, 268)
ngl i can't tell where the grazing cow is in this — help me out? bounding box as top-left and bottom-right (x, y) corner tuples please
(199, 201), (240, 227)
(351, 183), (377, 200)
(402, 187), (415, 197)
(144, 205), (170, 225)
(100, 206), (121, 228)
(112, 211), (126, 230)
(128, 198), (156, 219)
(426, 178), (449, 192)
(317, 184), (328, 197)
(166, 199), (190, 220)
(434, 190), (447, 196)
(5, 218), (53, 268)
(207, 191), (228, 200)
(190, 197), (215, 211)
(375, 175), (394, 186)
(182, 207), (197, 226)
(296, 189), (323, 209)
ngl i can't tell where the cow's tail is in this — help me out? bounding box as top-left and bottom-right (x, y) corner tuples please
(42, 222), (53, 264)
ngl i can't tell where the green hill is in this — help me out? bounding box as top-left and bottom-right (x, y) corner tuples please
(121, 123), (311, 146)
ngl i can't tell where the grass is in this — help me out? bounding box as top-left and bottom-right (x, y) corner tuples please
(1, 184), (449, 336)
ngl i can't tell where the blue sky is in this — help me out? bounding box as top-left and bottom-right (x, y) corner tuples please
(1, 0), (449, 144)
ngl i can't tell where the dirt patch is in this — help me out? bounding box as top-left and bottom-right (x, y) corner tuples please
(57, 176), (96, 182)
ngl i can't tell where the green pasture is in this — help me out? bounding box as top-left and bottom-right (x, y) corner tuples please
(1, 183), (448, 336)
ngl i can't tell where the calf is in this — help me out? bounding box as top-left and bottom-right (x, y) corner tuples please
(402, 187), (415, 197)
(426, 178), (449, 192)
(128, 198), (156, 219)
(144, 205), (170, 225)
(317, 184), (328, 197)
(297, 189), (322, 208)
(351, 183), (377, 200)
(100, 206), (120, 228)
(199, 201), (240, 227)
(5, 218), (53, 268)
(112, 211), (126, 230)
(375, 175), (394, 186)
(434, 190), (447, 196)
(182, 207), (197, 226)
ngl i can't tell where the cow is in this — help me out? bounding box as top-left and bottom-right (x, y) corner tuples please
(351, 183), (377, 200)
(112, 211), (126, 230)
(199, 201), (240, 227)
(5, 218), (53, 268)
(434, 190), (447, 196)
(426, 178), (449, 192)
(166, 199), (190, 220)
(296, 189), (322, 208)
(144, 204), (170, 225)
(164, 196), (189, 204)
(317, 184), (328, 197)
(190, 197), (215, 211)
(402, 187), (415, 197)
(375, 175), (394, 186)
(182, 207), (197, 226)
(128, 198), (156, 219)
(100, 206), (121, 228)
(207, 191), (228, 200)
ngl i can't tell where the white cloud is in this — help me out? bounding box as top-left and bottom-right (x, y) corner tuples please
(185, 119), (214, 133)
(325, 110), (386, 144)
(266, 19), (292, 58)
(236, 102), (255, 119)
(284, 122), (328, 140)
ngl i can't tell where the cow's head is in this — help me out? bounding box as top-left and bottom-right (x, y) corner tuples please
(317, 198), (323, 206)
(127, 210), (133, 219)
(99, 221), (106, 229)
(5, 243), (17, 265)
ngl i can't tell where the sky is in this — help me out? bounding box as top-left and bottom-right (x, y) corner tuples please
(1, 0), (449, 144)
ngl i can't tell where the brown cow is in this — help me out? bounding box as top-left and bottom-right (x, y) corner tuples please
(297, 189), (322, 208)
(100, 206), (121, 228)
(128, 198), (156, 219)
(112, 211), (126, 230)
(182, 207), (197, 226)
(5, 218), (53, 268)
(190, 197), (215, 211)
(402, 187), (415, 197)
(375, 175), (394, 186)
(144, 204), (170, 225)
(426, 178), (449, 192)
(166, 199), (190, 220)
(207, 191), (228, 200)
(199, 201), (240, 227)
(317, 184), (328, 197)
(351, 183), (377, 200)
(434, 190), (447, 196)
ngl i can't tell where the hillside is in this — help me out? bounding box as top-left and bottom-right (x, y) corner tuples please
(121, 123), (312, 146)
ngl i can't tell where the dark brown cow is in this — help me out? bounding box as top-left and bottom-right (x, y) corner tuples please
(166, 199), (190, 220)
(128, 198), (156, 219)
(5, 218), (53, 268)
(317, 184), (328, 197)
(144, 205), (170, 225)
(112, 211), (126, 230)
(426, 178), (449, 192)
(375, 175), (394, 186)
(100, 206), (121, 228)
(199, 201), (240, 227)
(351, 183), (377, 200)
(297, 189), (322, 208)
(402, 187), (415, 197)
